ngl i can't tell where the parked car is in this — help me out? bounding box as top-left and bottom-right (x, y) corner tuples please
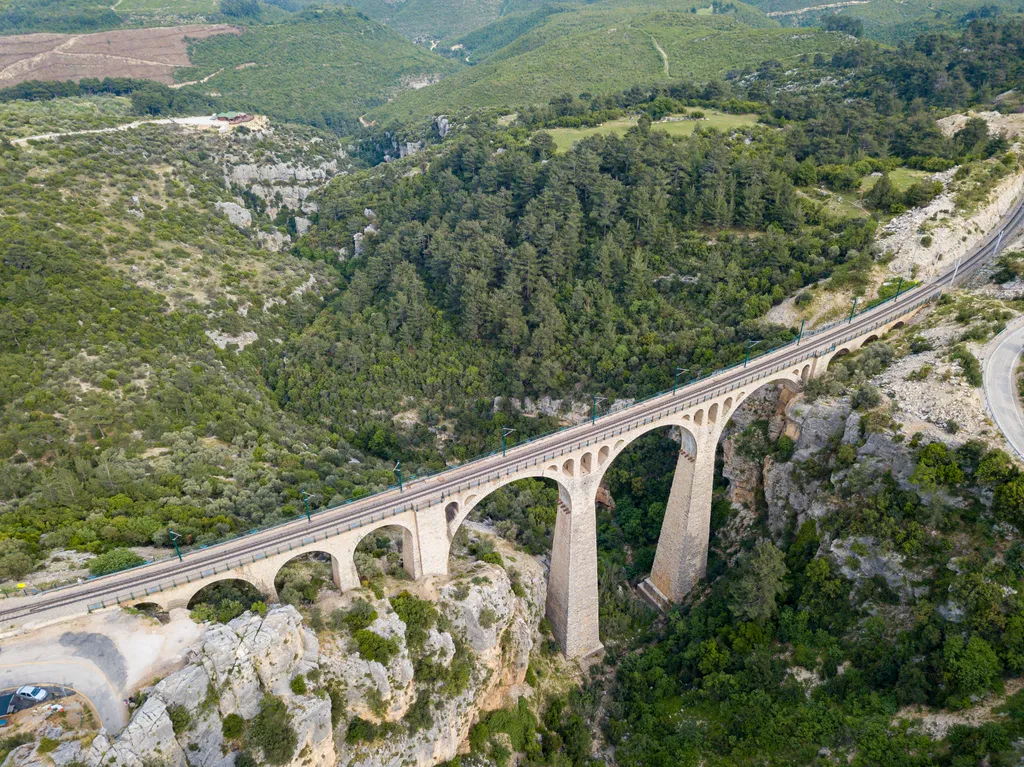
(15, 686), (47, 702)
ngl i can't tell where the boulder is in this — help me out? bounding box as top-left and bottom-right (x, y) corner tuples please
(214, 201), (251, 228)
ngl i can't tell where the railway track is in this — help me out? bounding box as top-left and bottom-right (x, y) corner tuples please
(4, 190), (1022, 624)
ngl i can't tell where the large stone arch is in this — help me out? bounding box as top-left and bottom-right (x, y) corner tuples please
(446, 470), (573, 545)
(589, 418), (701, 490)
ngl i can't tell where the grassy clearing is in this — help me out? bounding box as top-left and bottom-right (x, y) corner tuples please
(859, 167), (931, 194)
(177, 7), (459, 131)
(545, 109), (759, 151)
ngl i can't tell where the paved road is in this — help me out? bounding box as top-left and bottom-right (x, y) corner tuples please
(4, 185), (1024, 627)
(0, 657), (125, 731)
(984, 319), (1024, 460)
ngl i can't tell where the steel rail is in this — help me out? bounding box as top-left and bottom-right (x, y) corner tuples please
(4, 189), (1022, 623)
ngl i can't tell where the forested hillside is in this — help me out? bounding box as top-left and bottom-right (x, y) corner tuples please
(6, 9), (1024, 767)
(0, 107), (400, 581)
(175, 7), (459, 133)
(374, 10), (851, 123)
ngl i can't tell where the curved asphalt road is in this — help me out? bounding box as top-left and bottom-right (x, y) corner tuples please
(3, 186), (1024, 628)
(984, 318), (1024, 461)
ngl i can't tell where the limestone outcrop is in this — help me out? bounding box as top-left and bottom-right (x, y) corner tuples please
(7, 561), (542, 767)
(74, 606), (332, 767)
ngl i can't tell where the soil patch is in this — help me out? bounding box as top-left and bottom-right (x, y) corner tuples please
(0, 24), (239, 87)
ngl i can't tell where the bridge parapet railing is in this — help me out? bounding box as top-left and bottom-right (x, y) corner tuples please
(13, 292), (936, 608)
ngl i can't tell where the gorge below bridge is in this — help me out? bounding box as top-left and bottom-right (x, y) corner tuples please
(4, 193), (1024, 657)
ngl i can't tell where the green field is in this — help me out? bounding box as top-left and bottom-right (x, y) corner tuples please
(860, 167), (932, 193)
(546, 109), (759, 151)
(375, 10), (853, 123)
(750, 0), (1024, 43)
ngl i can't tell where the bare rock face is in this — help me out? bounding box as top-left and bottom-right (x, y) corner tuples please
(323, 606), (417, 723)
(85, 698), (187, 767)
(84, 606), (333, 767)
(335, 564), (540, 767)
(200, 623), (262, 718)
(214, 201), (252, 228)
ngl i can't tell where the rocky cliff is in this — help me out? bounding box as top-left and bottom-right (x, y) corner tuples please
(2, 560), (542, 767)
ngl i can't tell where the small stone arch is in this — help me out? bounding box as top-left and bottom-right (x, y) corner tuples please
(694, 409), (704, 425)
(801, 364), (811, 382)
(185, 576), (269, 612)
(562, 458), (575, 477)
(708, 403), (719, 424)
(445, 501), (459, 524)
(862, 335), (879, 346)
(580, 452), (593, 475)
(891, 321), (905, 331)
(723, 396), (733, 416)
(833, 347), (851, 360)
(273, 549), (342, 599)
(598, 445), (610, 465)
(352, 521), (419, 582)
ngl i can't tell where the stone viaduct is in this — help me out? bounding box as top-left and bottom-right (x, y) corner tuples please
(0, 307), (920, 657)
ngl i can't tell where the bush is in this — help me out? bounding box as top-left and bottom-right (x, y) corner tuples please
(167, 704), (192, 734)
(345, 717), (378, 744)
(334, 600), (377, 633)
(354, 629), (400, 665)
(951, 344), (983, 386)
(246, 696), (297, 765)
(391, 591), (438, 654)
(851, 384), (882, 410)
(36, 738), (59, 755)
(88, 548), (145, 576)
(222, 713), (245, 739)
(289, 674), (308, 695)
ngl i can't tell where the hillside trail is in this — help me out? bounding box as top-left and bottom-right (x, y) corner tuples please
(647, 32), (669, 76)
(11, 115), (228, 146)
(170, 68), (224, 88)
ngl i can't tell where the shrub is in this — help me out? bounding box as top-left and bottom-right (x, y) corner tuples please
(222, 713), (245, 739)
(289, 674), (308, 695)
(479, 608), (497, 629)
(951, 344), (983, 386)
(851, 384), (882, 410)
(391, 591), (438, 654)
(88, 548), (145, 576)
(354, 629), (400, 665)
(335, 600), (377, 633)
(167, 704), (192, 734)
(345, 717), (377, 744)
(246, 696), (297, 765)
(36, 738), (59, 755)
(481, 551), (504, 567)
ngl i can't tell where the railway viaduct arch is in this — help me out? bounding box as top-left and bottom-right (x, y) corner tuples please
(0, 306), (920, 657)
(121, 314), (905, 659)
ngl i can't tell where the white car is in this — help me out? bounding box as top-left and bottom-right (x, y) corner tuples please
(16, 686), (47, 703)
